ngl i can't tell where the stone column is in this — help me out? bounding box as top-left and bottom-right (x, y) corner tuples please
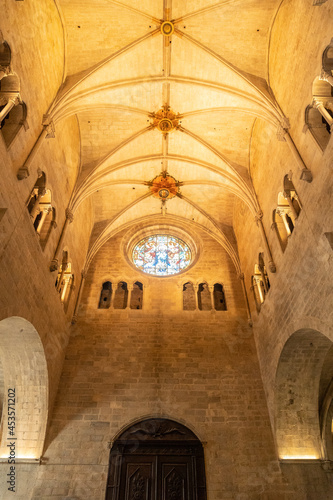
(60, 275), (71, 302)
(255, 276), (265, 304)
(110, 286), (116, 310)
(255, 212), (276, 273)
(277, 125), (313, 183)
(36, 206), (51, 234)
(50, 208), (74, 271)
(209, 285), (215, 311)
(126, 284), (133, 309)
(239, 274), (252, 327)
(17, 121), (55, 180)
(72, 271), (87, 324)
(56, 262), (68, 293)
(258, 265), (269, 294)
(194, 284), (199, 310)
(0, 95), (19, 122)
(313, 99), (333, 131)
(319, 69), (333, 87)
(277, 208), (292, 236)
(283, 191), (299, 220)
(29, 187), (46, 220)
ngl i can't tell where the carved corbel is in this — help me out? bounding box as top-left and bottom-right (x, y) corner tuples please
(65, 208), (74, 223)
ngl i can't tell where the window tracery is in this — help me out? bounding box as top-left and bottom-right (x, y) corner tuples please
(133, 235), (191, 276)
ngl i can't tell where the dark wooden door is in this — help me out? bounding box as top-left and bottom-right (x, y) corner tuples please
(117, 454), (194, 500)
(105, 419), (207, 500)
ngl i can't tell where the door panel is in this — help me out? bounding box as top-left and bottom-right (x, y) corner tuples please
(120, 456), (155, 500)
(158, 456), (193, 500)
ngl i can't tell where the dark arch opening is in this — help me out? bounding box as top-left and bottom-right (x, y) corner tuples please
(0, 41), (11, 67)
(105, 418), (207, 500)
(98, 281), (112, 309)
(130, 281), (143, 309)
(213, 283), (227, 311)
(183, 282), (196, 310)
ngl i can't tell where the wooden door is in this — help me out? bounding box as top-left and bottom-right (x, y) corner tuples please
(105, 418), (207, 500)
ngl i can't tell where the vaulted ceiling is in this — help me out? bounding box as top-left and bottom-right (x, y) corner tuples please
(51, 0), (285, 269)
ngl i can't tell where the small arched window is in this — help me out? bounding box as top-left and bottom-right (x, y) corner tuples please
(251, 265), (265, 313)
(213, 283), (227, 311)
(283, 175), (302, 219)
(183, 282), (196, 310)
(0, 40), (11, 69)
(55, 252), (74, 309)
(130, 281), (143, 309)
(27, 173), (55, 250)
(273, 187), (299, 252)
(197, 282), (211, 311)
(258, 254), (270, 294)
(306, 65), (333, 150)
(98, 282), (112, 309)
(0, 71), (26, 148)
(113, 282), (128, 309)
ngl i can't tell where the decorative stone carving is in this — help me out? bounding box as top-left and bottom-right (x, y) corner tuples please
(44, 121), (55, 139)
(150, 105), (180, 134)
(161, 21), (174, 36)
(65, 208), (74, 223)
(148, 172), (180, 200)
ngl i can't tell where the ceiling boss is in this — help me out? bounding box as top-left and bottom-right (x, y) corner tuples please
(147, 172), (180, 202)
(160, 21), (174, 36)
(150, 105), (181, 134)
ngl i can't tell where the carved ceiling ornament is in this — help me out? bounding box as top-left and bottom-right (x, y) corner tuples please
(148, 172), (180, 200)
(161, 21), (174, 36)
(150, 105), (180, 134)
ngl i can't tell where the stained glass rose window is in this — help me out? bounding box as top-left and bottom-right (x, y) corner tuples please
(132, 235), (191, 276)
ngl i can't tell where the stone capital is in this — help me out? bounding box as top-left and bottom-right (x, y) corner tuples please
(49, 259), (59, 272)
(319, 68), (333, 82)
(268, 261), (276, 273)
(312, 98), (324, 109)
(238, 273), (245, 281)
(43, 121), (55, 139)
(255, 211), (263, 223)
(0, 64), (12, 77)
(81, 270), (88, 280)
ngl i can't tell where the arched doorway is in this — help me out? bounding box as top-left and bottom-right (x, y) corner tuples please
(105, 418), (207, 500)
(0, 317), (48, 459)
